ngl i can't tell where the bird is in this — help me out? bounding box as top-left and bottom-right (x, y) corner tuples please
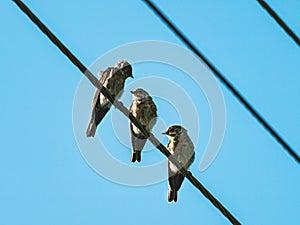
(163, 125), (195, 202)
(86, 59), (133, 137)
(129, 88), (157, 163)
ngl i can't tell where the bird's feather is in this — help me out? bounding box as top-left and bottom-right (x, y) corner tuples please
(168, 162), (183, 202)
(87, 64), (130, 137)
(86, 93), (110, 137)
(166, 128), (195, 202)
(129, 94), (157, 163)
(130, 122), (147, 162)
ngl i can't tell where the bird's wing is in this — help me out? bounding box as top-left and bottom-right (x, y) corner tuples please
(145, 97), (157, 116)
(168, 160), (176, 189)
(168, 159), (184, 202)
(173, 138), (194, 192)
(168, 138), (185, 191)
(176, 137), (195, 169)
(130, 122), (147, 152)
(174, 172), (184, 191)
(86, 93), (110, 137)
(94, 104), (110, 126)
(99, 67), (113, 84)
(138, 98), (157, 131)
(149, 97), (157, 114)
(148, 98), (157, 128)
(91, 68), (113, 108)
(91, 88), (101, 109)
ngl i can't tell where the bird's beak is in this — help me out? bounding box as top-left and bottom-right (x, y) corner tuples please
(162, 132), (166, 135)
(130, 74), (134, 78)
(130, 90), (134, 94)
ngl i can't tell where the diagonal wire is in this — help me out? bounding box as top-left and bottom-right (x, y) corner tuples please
(142, 0), (300, 165)
(257, 0), (300, 47)
(12, 0), (241, 224)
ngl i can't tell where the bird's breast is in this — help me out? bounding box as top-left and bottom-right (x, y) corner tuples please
(131, 101), (138, 117)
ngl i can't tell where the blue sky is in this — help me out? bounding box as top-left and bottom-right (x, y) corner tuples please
(1, 1), (300, 225)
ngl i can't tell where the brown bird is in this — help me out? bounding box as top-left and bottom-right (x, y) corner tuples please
(163, 125), (195, 202)
(86, 59), (133, 137)
(129, 88), (157, 163)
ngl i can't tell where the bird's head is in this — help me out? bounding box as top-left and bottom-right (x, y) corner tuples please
(162, 125), (187, 139)
(115, 59), (133, 79)
(130, 88), (150, 100)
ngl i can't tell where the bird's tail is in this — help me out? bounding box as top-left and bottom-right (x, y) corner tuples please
(86, 120), (96, 137)
(131, 150), (141, 163)
(86, 108), (97, 137)
(86, 106), (111, 137)
(168, 189), (178, 202)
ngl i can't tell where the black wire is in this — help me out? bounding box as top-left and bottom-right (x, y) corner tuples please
(142, 0), (300, 165)
(12, 1), (241, 225)
(257, 0), (300, 47)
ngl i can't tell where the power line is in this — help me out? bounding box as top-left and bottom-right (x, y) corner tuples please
(142, 0), (300, 165)
(257, 0), (300, 47)
(12, 0), (241, 224)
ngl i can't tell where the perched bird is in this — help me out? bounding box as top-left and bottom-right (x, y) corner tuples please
(163, 125), (195, 202)
(129, 88), (157, 163)
(86, 59), (133, 137)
